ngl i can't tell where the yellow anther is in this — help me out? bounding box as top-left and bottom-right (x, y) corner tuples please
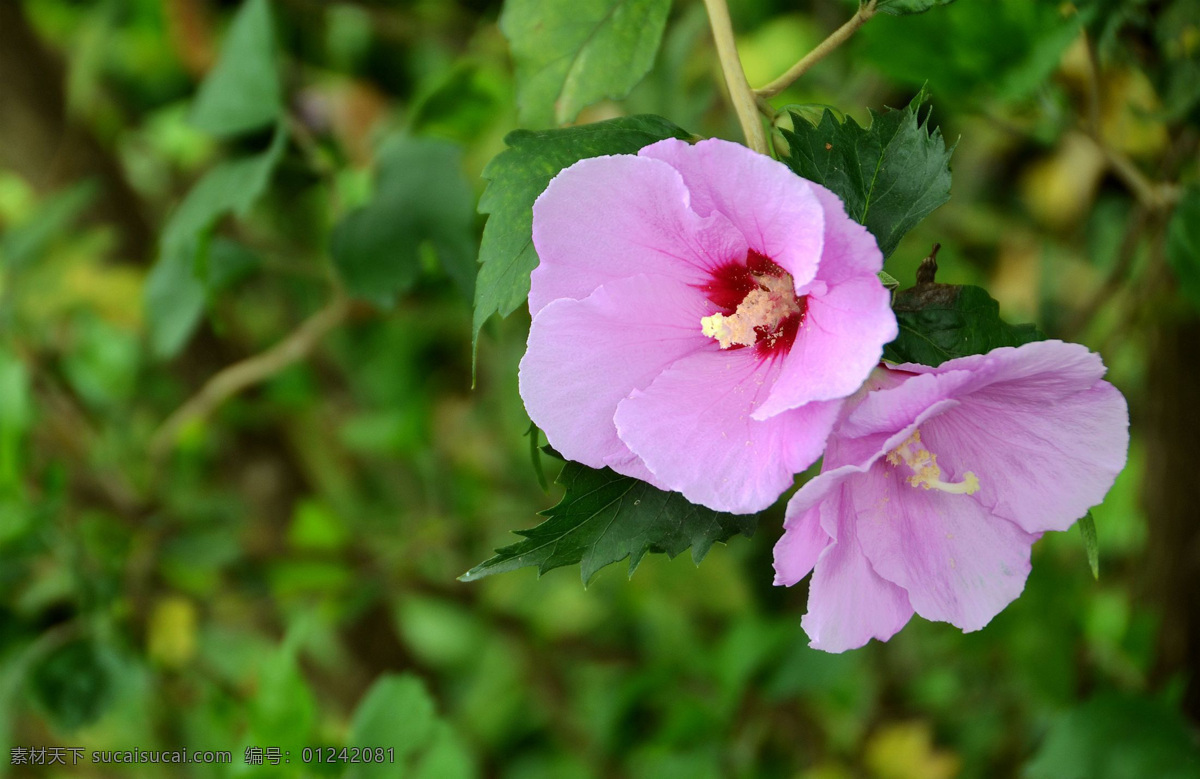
(887, 430), (980, 496)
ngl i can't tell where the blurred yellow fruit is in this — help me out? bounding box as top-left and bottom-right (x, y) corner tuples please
(148, 596), (198, 669)
(1021, 133), (1106, 229)
(865, 720), (961, 779)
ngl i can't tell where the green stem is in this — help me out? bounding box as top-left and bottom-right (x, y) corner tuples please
(755, 0), (878, 99)
(701, 0), (769, 154)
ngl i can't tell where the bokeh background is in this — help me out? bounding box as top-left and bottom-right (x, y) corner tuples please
(1, 0), (1199, 776)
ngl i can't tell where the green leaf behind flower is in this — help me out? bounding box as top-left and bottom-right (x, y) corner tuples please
(781, 95), (953, 258)
(332, 136), (476, 307)
(461, 454), (758, 585)
(472, 115), (691, 350)
(882, 283), (1044, 367)
(189, 0), (283, 137)
(144, 126), (288, 358)
(501, 0), (672, 127)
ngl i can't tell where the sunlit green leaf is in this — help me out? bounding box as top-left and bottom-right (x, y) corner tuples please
(189, 0), (283, 136)
(501, 0), (671, 126)
(462, 453), (758, 584)
(857, 1), (1083, 102)
(345, 674), (435, 779)
(473, 115), (690, 348)
(0, 181), (97, 271)
(144, 126), (287, 358)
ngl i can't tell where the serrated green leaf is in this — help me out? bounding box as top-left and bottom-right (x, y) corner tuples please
(1078, 511), (1100, 580)
(1166, 185), (1200, 313)
(189, 0), (283, 137)
(877, 0), (956, 15)
(472, 115), (691, 347)
(331, 136), (476, 307)
(461, 456), (758, 585)
(144, 126), (287, 358)
(781, 96), (953, 258)
(882, 283), (1045, 367)
(501, 0), (671, 127)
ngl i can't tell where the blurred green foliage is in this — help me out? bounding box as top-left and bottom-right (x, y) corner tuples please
(0, 0), (1196, 777)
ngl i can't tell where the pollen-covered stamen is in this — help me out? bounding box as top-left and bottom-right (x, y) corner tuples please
(886, 429), (980, 495)
(701, 271), (801, 349)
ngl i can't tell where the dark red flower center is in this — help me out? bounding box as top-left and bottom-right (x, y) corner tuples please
(699, 250), (806, 356)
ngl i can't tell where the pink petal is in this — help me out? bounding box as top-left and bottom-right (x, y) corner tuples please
(754, 274), (897, 419)
(519, 274), (711, 483)
(805, 184), (886, 284)
(922, 382), (1129, 534)
(773, 499), (832, 586)
(852, 462), (1037, 632)
(839, 370), (973, 439)
(799, 486), (914, 652)
(613, 348), (841, 513)
(529, 155), (747, 315)
(890, 341), (1130, 534)
(638, 138), (825, 290)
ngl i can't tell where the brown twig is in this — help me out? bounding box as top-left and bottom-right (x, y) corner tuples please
(149, 294), (352, 458)
(916, 243), (942, 285)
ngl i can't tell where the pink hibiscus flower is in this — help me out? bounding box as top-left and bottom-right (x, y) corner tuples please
(773, 340), (1130, 652)
(518, 138), (897, 513)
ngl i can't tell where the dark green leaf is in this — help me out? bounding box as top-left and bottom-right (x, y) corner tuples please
(144, 126), (287, 358)
(1078, 511), (1100, 580)
(473, 114), (691, 347)
(331, 136), (476, 307)
(189, 0), (283, 137)
(461, 456), (758, 584)
(500, 0), (671, 127)
(27, 639), (115, 732)
(205, 237), (262, 292)
(1166, 185), (1200, 312)
(782, 95), (953, 258)
(882, 283), (1045, 367)
(877, 0), (956, 15)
